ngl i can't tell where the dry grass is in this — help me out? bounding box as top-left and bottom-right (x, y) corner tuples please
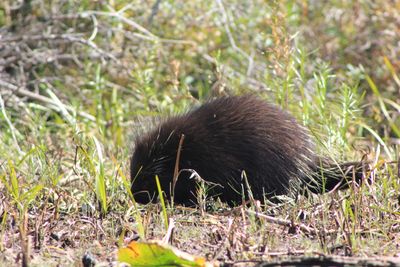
(0, 0), (399, 266)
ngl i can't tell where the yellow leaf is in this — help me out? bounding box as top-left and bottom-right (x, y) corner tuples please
(118, 241), (214, 267)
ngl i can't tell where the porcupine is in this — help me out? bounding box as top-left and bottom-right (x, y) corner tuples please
(130, 95), (365, 205)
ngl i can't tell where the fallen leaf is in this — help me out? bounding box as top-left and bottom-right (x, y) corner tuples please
(118, 240), (215, 267)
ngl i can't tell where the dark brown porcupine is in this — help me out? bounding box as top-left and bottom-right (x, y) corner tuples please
(130, 95), (365, 205)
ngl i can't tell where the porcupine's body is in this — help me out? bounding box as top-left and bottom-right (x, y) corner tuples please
(130, 95), (363, 205)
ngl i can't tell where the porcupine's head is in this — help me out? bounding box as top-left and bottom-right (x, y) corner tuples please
(130, 116), (197, 205)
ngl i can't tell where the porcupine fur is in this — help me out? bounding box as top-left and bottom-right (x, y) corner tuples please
(130, 95), (364, 205)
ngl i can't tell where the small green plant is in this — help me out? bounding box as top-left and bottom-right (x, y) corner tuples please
(93, 137), (108, 216)
(155, 175), (169, 231)
(118, 166), (146, 240)
(0, 158), (44, 267)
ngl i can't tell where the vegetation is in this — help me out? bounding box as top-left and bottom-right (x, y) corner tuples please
(0, 0), (399, 266)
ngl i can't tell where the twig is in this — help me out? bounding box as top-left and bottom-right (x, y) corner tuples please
(172, 134), (185, 202)
(215, 0), (253, 75)
(82, 10), (158, 40)
(0, 33), (84, 44)
(245, 210), (335, 235)
(212, 217), (234, 260)
(202, 54), (268, 90)
(46, 87), (75, 125)
(256, 255), (400, 267)
(0, 80), (101, 124)
(84, 10), (197, 46)
(0, 33), (116, 61)
(148, 0), (162, 25)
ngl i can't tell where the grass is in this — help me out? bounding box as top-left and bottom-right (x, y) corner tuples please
(0, 0), (399, 266)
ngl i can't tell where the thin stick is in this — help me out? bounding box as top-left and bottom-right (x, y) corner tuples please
(0, 80), (100, 123)
(172, 134), (185, 202)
